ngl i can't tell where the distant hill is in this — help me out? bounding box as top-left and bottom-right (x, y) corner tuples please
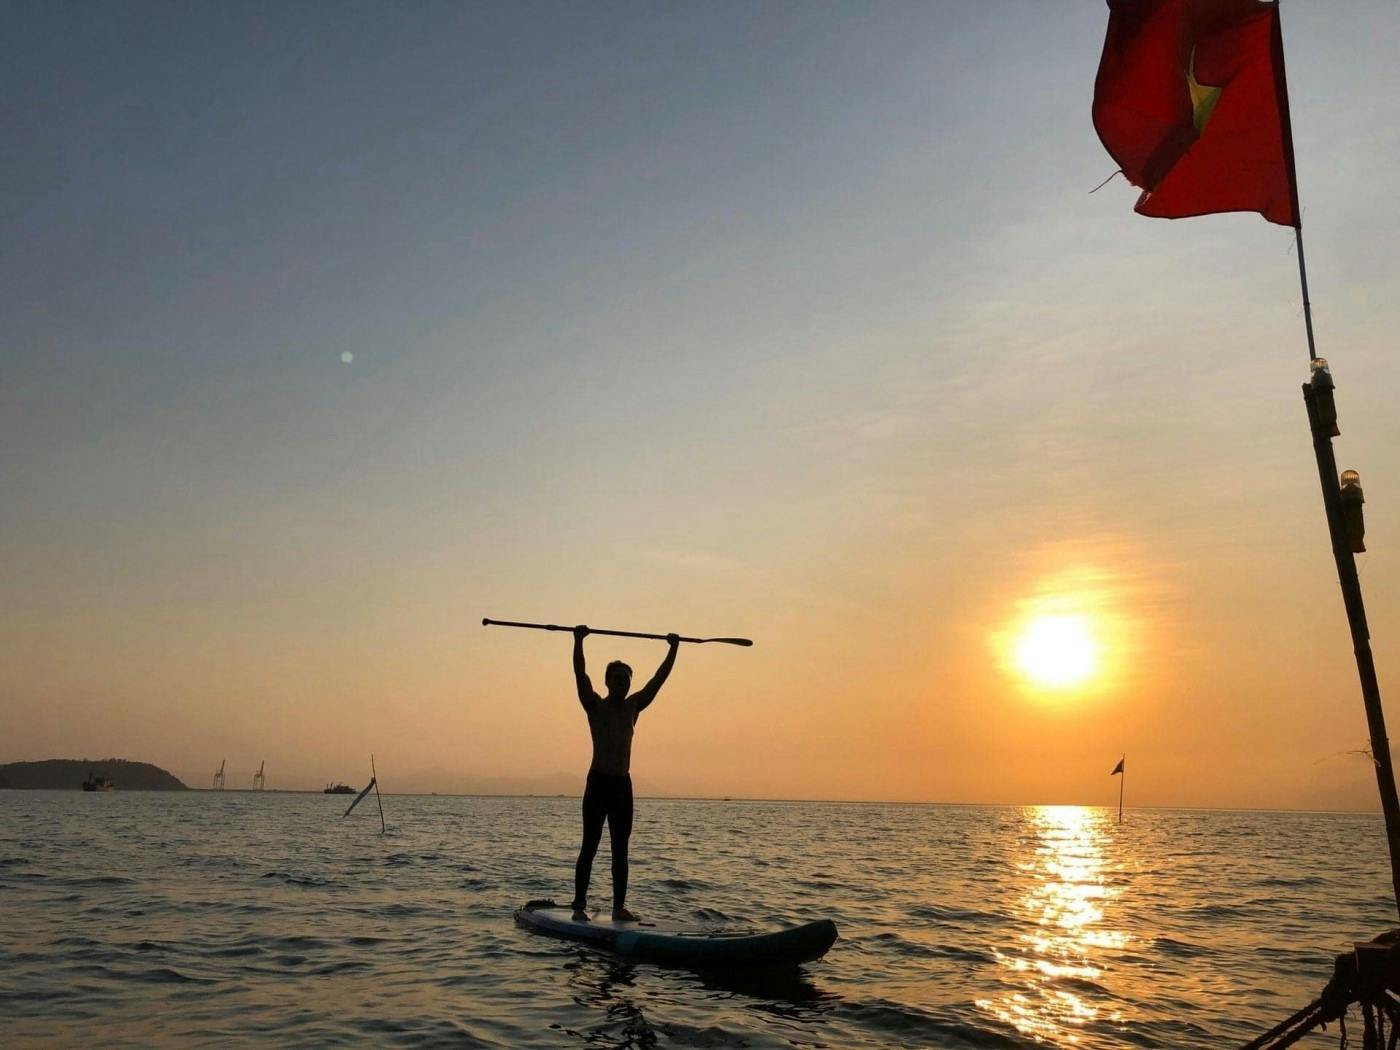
(0, 759), (187, 791)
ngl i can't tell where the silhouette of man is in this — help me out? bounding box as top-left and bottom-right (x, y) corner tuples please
(569, 624), (678, 921)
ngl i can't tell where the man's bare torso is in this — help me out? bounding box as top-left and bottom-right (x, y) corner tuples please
(584, 694), (639, 776)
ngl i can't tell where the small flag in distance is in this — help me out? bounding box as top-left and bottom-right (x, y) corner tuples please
(1111, 758), (1126, 776)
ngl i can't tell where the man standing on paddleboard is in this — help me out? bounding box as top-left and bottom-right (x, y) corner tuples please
(570, 624), (678, 922)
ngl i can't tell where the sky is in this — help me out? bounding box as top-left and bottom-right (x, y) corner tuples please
(5, 1), (1400, 808)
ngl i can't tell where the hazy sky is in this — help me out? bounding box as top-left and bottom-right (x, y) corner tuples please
(5, 1), (1400, 808)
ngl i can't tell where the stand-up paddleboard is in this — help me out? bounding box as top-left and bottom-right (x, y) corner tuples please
(515, 900), (837, 969)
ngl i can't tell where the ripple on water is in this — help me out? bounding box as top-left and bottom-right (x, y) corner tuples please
(60, 874), (137, 887)
(1151, 936), (1214, 957)
(869, 932), (998, 966)
(131, 967), (221, 985)
(907, 902), (1004, 924)
(258, 871), (345, 889)
(840, 998), (1026, 1048)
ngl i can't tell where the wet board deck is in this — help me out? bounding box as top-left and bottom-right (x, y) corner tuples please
(514, 900), (838, 970)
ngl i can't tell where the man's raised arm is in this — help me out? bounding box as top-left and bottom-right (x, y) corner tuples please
(634, 634), (679, 713)
(573, 625), (598, 709)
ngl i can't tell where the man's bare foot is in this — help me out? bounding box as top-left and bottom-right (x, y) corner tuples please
(570, 902), (589, 922)
(612, 907), (639, 922)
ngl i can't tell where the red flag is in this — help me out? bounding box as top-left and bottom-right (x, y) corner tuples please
(1093, 0), (1298, 227)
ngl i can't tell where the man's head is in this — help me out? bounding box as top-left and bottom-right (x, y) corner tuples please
(604, 660), (632, 697)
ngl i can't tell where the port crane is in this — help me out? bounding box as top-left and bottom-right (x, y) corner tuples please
(253, 760), (265, 790)
(213, 759), (225, 790)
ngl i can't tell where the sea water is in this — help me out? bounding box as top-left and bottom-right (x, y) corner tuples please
(1, 791), (1391, 1047)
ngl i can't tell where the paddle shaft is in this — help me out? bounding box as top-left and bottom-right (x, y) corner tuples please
(482, 618), (752, 647)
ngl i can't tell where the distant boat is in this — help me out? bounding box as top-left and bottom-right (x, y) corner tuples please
(82, 771), (115, 792)
(324, 783), (355, 795)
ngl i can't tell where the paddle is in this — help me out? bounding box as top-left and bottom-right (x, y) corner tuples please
(482, 618), (753, 647)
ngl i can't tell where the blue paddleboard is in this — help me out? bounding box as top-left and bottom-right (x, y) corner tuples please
(515, 899), (837, 969)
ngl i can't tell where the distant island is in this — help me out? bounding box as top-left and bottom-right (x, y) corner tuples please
(0, 759), (187, 791)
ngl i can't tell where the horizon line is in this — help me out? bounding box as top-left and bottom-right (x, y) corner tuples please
(137, 786), (1386, 817)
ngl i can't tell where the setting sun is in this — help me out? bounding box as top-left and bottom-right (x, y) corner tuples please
(1013, 615), (1099, 688)
(989, 558), (1150, 700)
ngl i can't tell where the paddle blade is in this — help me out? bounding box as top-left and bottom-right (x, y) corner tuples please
(711, 638), (753, 647)
(342, 777), (376, 818)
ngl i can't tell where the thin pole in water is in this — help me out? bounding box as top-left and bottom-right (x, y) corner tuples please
(1118, 756), (1125, 826)
(372, 754), (386, 835)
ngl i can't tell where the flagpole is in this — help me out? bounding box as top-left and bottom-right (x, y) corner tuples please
(372, 754), (386, 835)
(1275, 6), (1400, 918)
(1118, 755), (1125, 825)
(1272, 5), (1316, 363)
(1292, 226), (1317, 363)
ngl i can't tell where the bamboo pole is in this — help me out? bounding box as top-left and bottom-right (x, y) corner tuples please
(1302, 385), (1400, 917)
(1274, 3), (1400, 919)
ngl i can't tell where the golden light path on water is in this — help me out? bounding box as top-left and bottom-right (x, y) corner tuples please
(977, 806), (1129, 1044)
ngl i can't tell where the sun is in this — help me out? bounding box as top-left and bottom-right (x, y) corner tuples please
(1012, 614), (1099, 689)
(990, 556), (1149, 700)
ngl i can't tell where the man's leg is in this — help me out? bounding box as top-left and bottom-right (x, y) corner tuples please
(573, 774), (606, 919)
(608, 774), (635, 919)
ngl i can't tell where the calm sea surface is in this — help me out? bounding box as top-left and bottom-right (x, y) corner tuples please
(1, 792), (1393, 1048)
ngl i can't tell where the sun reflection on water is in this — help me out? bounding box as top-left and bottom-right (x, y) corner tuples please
(977, 806), (1128, 1044)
